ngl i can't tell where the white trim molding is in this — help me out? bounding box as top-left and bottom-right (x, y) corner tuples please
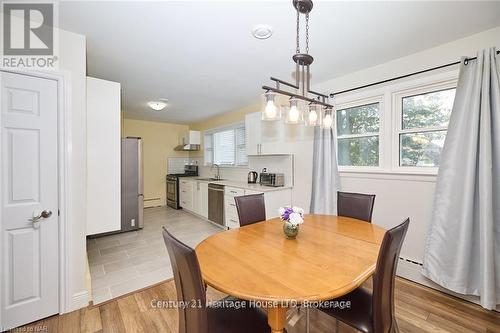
(71, 291), (90, 311)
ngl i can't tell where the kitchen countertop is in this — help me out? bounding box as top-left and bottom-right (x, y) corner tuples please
(182, 177), (292, 192)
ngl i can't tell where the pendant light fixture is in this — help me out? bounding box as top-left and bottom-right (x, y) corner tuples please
(261, 91), (281, 121)
(285, 97), (304, 124)
(261, 0), (334, 128)
(305, 104), (321, 126)
(322, 107), (334, 129)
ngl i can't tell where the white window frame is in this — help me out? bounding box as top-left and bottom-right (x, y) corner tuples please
(203, 122), (248, 168)
(391, 78), (457, 175)
(335, 95), (385, 173)
(334, 70), (458, 176)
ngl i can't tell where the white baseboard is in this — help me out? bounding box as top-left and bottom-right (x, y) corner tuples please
(69, 290), (89, 312)
(397, 258), (500, 312)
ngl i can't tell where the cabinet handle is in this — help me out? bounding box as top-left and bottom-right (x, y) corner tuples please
(230, 219), (237, 223)
(229, 203), (235, 207)
(230, 190), (237, 194)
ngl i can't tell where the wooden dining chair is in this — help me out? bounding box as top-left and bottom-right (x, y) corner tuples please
(234, 193), (266, 227)
(337, 191), (376, 222)
(319, 218), (410, 333)
(162, 227), (270, 333)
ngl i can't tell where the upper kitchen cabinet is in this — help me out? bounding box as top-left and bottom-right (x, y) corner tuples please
(86, 77), (121, 236)
(245, 111), (313, 155)
(246, 112), (289, 155)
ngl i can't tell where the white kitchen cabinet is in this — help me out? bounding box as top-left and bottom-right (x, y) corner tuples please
(263, 189), (292, 219)
(179, 179), (194, 211)
(224, 187), (292, 229)
(245, 112), (293, 155)
(182, 179), (208, 219)
(193, 181), (208, 219)
(86, 77), (121, 235)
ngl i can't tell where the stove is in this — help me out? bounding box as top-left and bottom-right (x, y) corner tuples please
(166, 165), (198, 209)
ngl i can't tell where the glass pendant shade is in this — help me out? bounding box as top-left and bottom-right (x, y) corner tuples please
(305, 104), (322, 126)
(321, 107), (334, 129)
(285, 98), (304, 124)
(261, 92), (281, 121)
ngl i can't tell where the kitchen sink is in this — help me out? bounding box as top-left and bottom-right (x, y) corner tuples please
(195, 178), (225, 181)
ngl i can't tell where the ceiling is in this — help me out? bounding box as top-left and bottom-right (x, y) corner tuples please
(59, 1), (500, 124)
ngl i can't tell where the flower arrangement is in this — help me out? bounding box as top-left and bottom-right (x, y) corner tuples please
(279, 206), (304, 239)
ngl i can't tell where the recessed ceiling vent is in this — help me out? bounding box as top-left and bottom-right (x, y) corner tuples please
(252, 24), (274, 39)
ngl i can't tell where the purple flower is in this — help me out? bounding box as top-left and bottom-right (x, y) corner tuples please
(280, 206), (295, 221)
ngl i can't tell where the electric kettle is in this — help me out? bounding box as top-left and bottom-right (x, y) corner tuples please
(248, 171), (258, 184)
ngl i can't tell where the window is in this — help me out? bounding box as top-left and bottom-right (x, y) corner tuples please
(398, 88), (455, 167)
(204, 124), (247, 167)
(334, 71), (458, 175)
(336, 102), (380, 167)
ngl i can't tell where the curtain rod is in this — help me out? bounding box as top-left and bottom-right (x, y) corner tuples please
(329, 50), (500, 98)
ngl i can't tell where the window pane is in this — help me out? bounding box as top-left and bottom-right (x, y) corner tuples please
(338, 136), (379, 166)
(204, 134), (213, 165)
(236, 127), (248, 166)
(400, 131), (446, 167)
(336, 103), (379, 136)
(402, 89), (455, 130)
(214, 129), (235, 165)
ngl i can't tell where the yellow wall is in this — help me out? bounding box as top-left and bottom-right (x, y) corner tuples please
(122, 118), (189, 206)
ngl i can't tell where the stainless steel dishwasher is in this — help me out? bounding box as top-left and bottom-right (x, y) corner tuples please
(208, 183), (225, 227)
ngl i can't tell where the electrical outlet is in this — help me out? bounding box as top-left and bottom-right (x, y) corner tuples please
(131, 219), (136, 227)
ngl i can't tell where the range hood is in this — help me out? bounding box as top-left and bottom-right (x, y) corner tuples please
(174, 130), (201, 151)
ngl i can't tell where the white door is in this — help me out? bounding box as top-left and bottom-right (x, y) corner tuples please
(1, 72), (59, 329)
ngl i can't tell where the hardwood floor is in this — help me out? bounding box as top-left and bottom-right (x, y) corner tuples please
(12, 277), (500, 333)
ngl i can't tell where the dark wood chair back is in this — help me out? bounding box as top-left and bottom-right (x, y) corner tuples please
(372, 218), (410, 333)
(234, 194), (266, 227)
(337, 191), (376, 222)
(162, 227), (208, 333)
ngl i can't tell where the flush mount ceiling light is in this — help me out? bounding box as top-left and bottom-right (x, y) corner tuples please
(260, 0), (335, 127)
(147, 100), (168, 111)
(252, 24), (274, 39)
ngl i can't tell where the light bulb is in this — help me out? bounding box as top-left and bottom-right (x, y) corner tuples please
(309, 110), (318, 123)
(265, 100), (277, 118)
(323, 113), (333, 128)
(289, 105), (299, 122)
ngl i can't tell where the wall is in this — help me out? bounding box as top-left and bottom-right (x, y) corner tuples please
(122, 118), (189, 206)
(86, 77), (121, 235)
(58, 29), (88, 311)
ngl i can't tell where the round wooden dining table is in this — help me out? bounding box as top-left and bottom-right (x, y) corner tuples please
(195, 214), (386, 333)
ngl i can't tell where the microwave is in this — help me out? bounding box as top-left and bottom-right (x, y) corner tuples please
(259, 173), (285, 187)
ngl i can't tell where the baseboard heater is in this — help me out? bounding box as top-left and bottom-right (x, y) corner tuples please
(144, 197), (162, 208)
(399, 257), (423, 266)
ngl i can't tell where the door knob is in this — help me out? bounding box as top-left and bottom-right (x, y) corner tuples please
(31, 210), (52, 223)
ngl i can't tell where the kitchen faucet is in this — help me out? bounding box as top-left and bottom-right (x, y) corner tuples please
(212, 164), (221, 180)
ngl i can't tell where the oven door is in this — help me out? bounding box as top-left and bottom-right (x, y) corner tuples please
(166, 178), (178, 208)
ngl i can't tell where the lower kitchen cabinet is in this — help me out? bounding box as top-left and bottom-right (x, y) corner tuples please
(180, 179), (208, 219)
(179, 179), (194, 211)
(224, 187), (292, 229)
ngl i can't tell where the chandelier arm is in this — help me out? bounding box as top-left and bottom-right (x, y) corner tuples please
(270, 77), (299, 90)
(262, 85), (333, 108)
(308, 89), (329, 99)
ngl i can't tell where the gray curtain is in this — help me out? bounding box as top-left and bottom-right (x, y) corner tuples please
(422, 48), (500, 310)
(310, 127), (340, 214)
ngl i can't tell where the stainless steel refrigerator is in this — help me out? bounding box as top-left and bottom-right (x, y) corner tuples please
(121, 137), (144, 232)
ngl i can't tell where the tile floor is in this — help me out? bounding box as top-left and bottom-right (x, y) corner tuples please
(86, 206), (223, 304)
